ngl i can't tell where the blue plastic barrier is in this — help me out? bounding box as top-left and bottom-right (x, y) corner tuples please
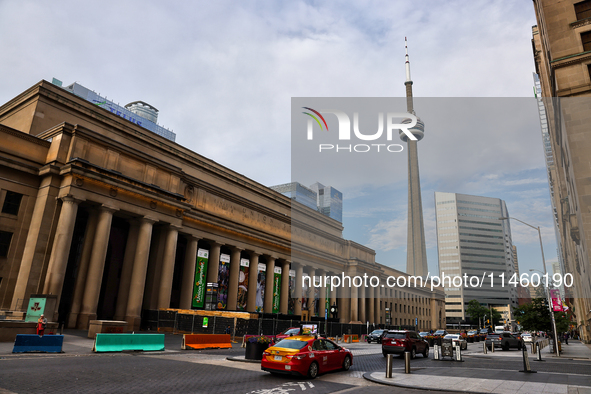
(12, 334), (64, 353)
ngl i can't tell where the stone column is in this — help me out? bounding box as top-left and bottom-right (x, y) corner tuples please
(113, 219), (140, 321)
(125, 217), (156, 331)
(77, 205), (117, 329)
(350, 284), (358, 322)
(307, 268), (316, 316)
(280, 260), (290, 314)
(67, 208), (98, 328)
(226, 246), (242, 311)
(264, 257), (276, 313)
(340, 286), (351, 323)
(42, 197), (81, 320)
(368, 285), (375, 324)
(359, 280), (366, 323)
(376, 285), (382, 324)
(10, 180), (60, 311)
(157, 225), (180, 309)
(206, 242), (222, 284)
(179, 236), (199, 310)
(246, 253), (260, 312)
(318, 270), (326, 319)
(294, 263), (303, 316)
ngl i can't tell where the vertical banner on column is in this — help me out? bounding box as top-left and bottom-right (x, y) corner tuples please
(255, 263), (266, 313)
(217, 253), (230, 310)
(192, 249), (209, 308)
(325, 282), (330, 318)
(550, 289), (563, 312)
(272, 267), (282, 314)
(237, 258), (250, 311)
(288, 269), (296, 315)
(314, 287), (320, 317)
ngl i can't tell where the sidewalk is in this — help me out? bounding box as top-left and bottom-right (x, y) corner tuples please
(364, 340), (591, 394)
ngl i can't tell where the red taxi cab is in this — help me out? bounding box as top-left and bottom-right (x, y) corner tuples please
(261, 335), (353, 379)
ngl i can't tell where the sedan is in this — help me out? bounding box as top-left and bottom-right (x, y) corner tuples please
(522, 333), (533, 343)
(485, 332), (522, 350)
(443, 334), (467, 350)
(367, 329), (385, 343)
(261, 336), (353, 379)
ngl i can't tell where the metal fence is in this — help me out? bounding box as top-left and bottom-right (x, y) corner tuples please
(142, 309), (417, 337)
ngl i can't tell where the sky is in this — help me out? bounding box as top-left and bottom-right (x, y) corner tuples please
(0, 1), (556, 277)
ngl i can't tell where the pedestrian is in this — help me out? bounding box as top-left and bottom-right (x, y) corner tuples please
(564, 332), (569, 345)
(37, 314), (47, 337)
(225, 325), (231, 335)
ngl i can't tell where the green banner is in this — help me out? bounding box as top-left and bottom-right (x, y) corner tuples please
(272, 267), (281, 314)
(288, 269), (295, 315)
(25, 297), (47, 322)
(192, 249), (209, 308)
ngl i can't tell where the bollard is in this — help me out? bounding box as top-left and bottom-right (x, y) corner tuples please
(386, 354), (393, 378)
(536, 342), (544, 362)
(483, 342), (487, 354)
(455, 344), (463, 362)
(347, 336), (352, 344)
(404, 351), (411, 374)
(519, 341), (536, 373)
(433, 344), (440, 360)
(490, 342), (494, 353)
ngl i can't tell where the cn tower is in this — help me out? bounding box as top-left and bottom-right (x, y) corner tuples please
(400, 38), (428, 277)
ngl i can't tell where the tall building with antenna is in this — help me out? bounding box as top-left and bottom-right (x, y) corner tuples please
(401, 38), (428, 277)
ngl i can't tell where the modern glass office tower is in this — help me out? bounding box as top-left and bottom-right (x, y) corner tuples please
(435, 192), (518, 325)
(270, 182), (342, 222)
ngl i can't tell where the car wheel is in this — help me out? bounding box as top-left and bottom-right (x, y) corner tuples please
(411, 348), (416, 359)
(502, 343), (509, 351)
(463, 343), (467, 351)
(382, 351), (387, 358)
(423, 345), (429, 358)
(342, 356), (351, 371)
(307, 362), (319, 379)
(517, 342), (522, 350)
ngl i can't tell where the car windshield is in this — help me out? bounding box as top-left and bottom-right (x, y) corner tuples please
(370, 330), (383, 335)
(468, 331), (477, 335)
(385, 332), (406, 339)
(487, 334), (501, 338)
(444, 334), (458, 339)
(435, 330), (446, 335)
(273, 339), (309, 350)
(280, 328), (299, 335)
(419, 332), (429, 336)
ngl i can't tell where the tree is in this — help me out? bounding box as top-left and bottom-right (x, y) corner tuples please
(490, 308), (502, 325)
(466, 300), (488, 327)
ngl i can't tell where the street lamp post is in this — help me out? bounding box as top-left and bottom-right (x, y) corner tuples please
(499, 216), (560, 357)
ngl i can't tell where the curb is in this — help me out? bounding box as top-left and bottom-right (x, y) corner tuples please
(362, 371), (491, 394)
(227, 356), (260, 364)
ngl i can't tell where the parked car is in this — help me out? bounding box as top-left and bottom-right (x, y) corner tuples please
(485, 332), (522, 351)
(467, 330), (479, 342)
(419, 332), (430, 338)
(522, 333), (533, 343)
(261, 336), (353, 379)
(381, 330), (429, 359)
(273, 327), (300, 343)
(367, 329), (385, 343)
(433, 329), (448, 338)
(443, 334), (468, 350)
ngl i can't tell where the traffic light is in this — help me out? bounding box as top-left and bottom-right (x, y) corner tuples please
(487, 319), (490, 324)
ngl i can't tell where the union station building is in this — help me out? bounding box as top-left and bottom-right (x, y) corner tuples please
(0, 80), (445, 331)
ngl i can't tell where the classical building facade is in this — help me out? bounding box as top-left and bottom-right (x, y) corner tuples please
(532, 0), (591, 342)
(0, 80), (445, 331)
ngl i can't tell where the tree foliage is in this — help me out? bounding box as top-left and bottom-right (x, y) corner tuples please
(513, 298), (570, 334)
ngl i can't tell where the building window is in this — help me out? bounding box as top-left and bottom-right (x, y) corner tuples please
(2, 191), (23, 216)
(582, 31), (591, 52)
(0, 231), (13, 257)
(576, 0), (591, 21)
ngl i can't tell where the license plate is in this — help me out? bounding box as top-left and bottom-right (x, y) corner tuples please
(274, 356), (282, 361)
(285, 365), (291, 370)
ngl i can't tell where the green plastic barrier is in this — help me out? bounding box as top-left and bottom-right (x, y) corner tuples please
(93, 333), (165, 352)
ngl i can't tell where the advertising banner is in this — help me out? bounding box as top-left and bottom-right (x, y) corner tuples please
(217, 253), (230, 310)
(550, 289), (563, 312)
(192, 249), (209, 308)
(237, 258), (250, 311)
(25, 297), (47, 322)
(255, 263), (266, 312)
(288, 269), (296, 315)
(272, 267), (282, 313)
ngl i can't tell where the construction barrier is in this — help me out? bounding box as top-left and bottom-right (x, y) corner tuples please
(93, 333), (165, 352)
(343, 334), (359, 343)
(182, 334), (232, 350)
(12, 334), (64, 353)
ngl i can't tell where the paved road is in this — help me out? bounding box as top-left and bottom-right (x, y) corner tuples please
(1, 336), (589, 393)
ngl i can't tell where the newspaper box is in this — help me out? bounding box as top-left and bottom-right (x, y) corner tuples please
(441, 337), (453, 359)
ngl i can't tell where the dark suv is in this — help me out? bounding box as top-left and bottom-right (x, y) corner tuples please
(382, 330), (429, 359)
(367, 329), (385, 343)
(485, 332), (522, 351)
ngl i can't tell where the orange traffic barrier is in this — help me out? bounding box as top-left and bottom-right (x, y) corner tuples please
(182, 334), (232, 350)
(343, 334), (359, 343)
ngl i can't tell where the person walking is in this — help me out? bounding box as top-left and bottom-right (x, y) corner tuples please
(564, 331), (569, 345)
(37, 314), (47, 337)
